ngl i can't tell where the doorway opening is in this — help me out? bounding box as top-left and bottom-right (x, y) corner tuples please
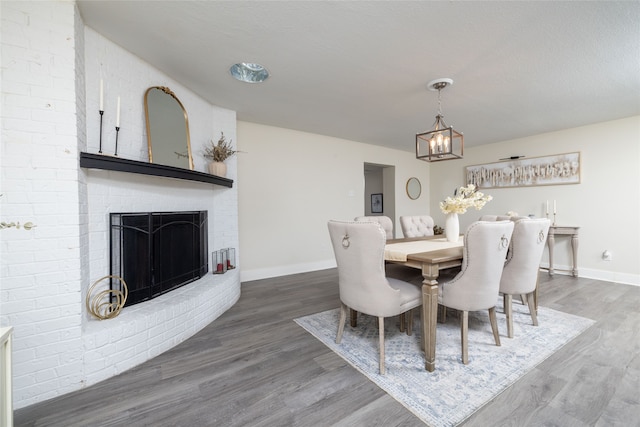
(363, 163), (395, 237)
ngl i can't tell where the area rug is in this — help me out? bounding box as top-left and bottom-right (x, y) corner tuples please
(295, 301), (594, 426)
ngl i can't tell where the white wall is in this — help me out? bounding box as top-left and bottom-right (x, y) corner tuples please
(429, 116), (640, 285)
(1, 2), (240, 409)
(1, 0), (85, 408)
(238, 117), (639, 286)
(237, 121), (429, 281)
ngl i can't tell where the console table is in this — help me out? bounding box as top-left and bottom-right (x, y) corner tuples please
(545, 225), (579, 276)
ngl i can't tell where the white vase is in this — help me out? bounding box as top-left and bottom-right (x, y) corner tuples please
(208, 161), (227, 177)
(445, 213), (459, 242)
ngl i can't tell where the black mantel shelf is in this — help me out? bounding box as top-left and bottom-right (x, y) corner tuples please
(80, 152), (233, 188)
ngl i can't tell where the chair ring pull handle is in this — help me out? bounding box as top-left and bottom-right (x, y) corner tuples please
(342, 233), (350, 248)
(500, 235), (509, 249)
(538, 230), (545, 244)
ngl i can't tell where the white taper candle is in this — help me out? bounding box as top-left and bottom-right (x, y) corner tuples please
(99, 79), (104, 111)
(116, 96), (120, 127)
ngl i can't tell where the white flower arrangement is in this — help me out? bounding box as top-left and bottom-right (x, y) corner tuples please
(439, 184), (493, 214)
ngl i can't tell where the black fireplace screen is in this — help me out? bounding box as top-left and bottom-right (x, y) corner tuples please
(110, 211), (208, 307)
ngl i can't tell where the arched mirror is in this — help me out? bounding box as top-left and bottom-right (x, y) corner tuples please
(144, 86), (194, 170)
(406, 177), (421, 200)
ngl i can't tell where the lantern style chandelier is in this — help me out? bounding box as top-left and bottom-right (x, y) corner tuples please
(416, 78), (464, 162)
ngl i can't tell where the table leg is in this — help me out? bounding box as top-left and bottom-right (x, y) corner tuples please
(421, 264), (440, 372)
(571, 234), (579, 277)
(547, 232), (556, 275)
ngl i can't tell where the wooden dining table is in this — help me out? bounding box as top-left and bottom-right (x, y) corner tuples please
(385, 235), (464, 372)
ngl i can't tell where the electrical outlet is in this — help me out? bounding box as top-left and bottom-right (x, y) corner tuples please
(602, 250), (612, 261)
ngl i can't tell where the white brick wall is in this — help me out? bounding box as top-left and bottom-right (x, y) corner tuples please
(1, 1), (240, 409)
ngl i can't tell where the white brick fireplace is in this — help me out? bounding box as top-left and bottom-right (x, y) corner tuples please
(1, 2), (241, 409)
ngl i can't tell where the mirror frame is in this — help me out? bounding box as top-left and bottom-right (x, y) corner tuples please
(144, 86), (194, 170)
(406, 177), (422, 200)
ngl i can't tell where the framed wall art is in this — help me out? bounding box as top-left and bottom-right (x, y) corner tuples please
(371, 193), (383, 213)
(465, 152), (581, 189)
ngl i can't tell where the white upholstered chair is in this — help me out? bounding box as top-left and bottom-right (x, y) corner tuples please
(438, 220), (514, 364)
(500, 218), (551, 338)
(479, 214), (529, 222)
(327, 220), (422, 374)
(399, 215), (435, 237)
(354, 215), (394, 239)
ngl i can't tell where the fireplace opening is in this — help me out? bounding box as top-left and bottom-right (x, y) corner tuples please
(110, 211), (208, 307)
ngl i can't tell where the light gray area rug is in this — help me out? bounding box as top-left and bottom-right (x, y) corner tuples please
(295, 301), (595, 427)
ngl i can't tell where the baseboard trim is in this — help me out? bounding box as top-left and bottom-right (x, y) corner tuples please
(241, 259), (336, 282)
(539, 262), (639, 287)
(241, 261), (639, 287)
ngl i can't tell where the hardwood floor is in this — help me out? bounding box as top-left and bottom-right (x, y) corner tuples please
(14, 270), (640, 426)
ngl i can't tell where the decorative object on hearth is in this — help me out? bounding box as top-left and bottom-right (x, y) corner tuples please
(203, 132), (238, 177)
(86, 275), (128, 320)
(225, 248), (236, 270)
(440, 184), (492, 242)
(212, 249), (228, 274)
(416, 78), (464, 162)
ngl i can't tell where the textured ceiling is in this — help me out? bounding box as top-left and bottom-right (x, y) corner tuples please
(76, 1), (640, 153)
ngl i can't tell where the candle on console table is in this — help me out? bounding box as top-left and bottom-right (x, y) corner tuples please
(546, 200), (549, 215)
(553, 200), (556, 214)
(99, 79), (104, 111)
(116, 96), (120, 127)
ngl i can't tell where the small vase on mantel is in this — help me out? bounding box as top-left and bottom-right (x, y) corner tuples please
(203, 132), (237, 178)
(208, 161), (227, 177)
(445, 213), (460, 242)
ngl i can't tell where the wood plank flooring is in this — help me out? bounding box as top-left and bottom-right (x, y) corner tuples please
(14, 270), (640, 426)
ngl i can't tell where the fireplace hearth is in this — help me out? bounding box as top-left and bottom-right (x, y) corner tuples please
(110, 211), (208, 306)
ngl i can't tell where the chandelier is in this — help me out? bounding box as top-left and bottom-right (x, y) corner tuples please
(416, 78), (464, 162)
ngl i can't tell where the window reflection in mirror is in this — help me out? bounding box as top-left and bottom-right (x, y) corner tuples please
(144, 86), (194, 170)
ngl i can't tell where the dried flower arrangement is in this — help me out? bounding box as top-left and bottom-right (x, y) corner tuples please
(203, 132), (238, 162)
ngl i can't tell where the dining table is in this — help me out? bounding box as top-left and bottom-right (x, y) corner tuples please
(384, 235), (464, 372)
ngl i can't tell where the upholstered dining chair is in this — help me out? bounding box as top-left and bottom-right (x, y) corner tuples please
(438, 220), (514, 364)
(354, 215), (394, 239)
(399, 215), (435, 237)
(355, 215), (420, 332)
(479, 214), (530, 222)
(327, 220), (422, 374)
(499, 218), (551, 338)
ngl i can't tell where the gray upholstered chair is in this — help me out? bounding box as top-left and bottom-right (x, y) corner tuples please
(500, 218), (551, 338)
(354, 215), (394, 239)
(327, 220), (422, 374)
(438, 220), (514, 364)
(399, 215), (435, 237)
